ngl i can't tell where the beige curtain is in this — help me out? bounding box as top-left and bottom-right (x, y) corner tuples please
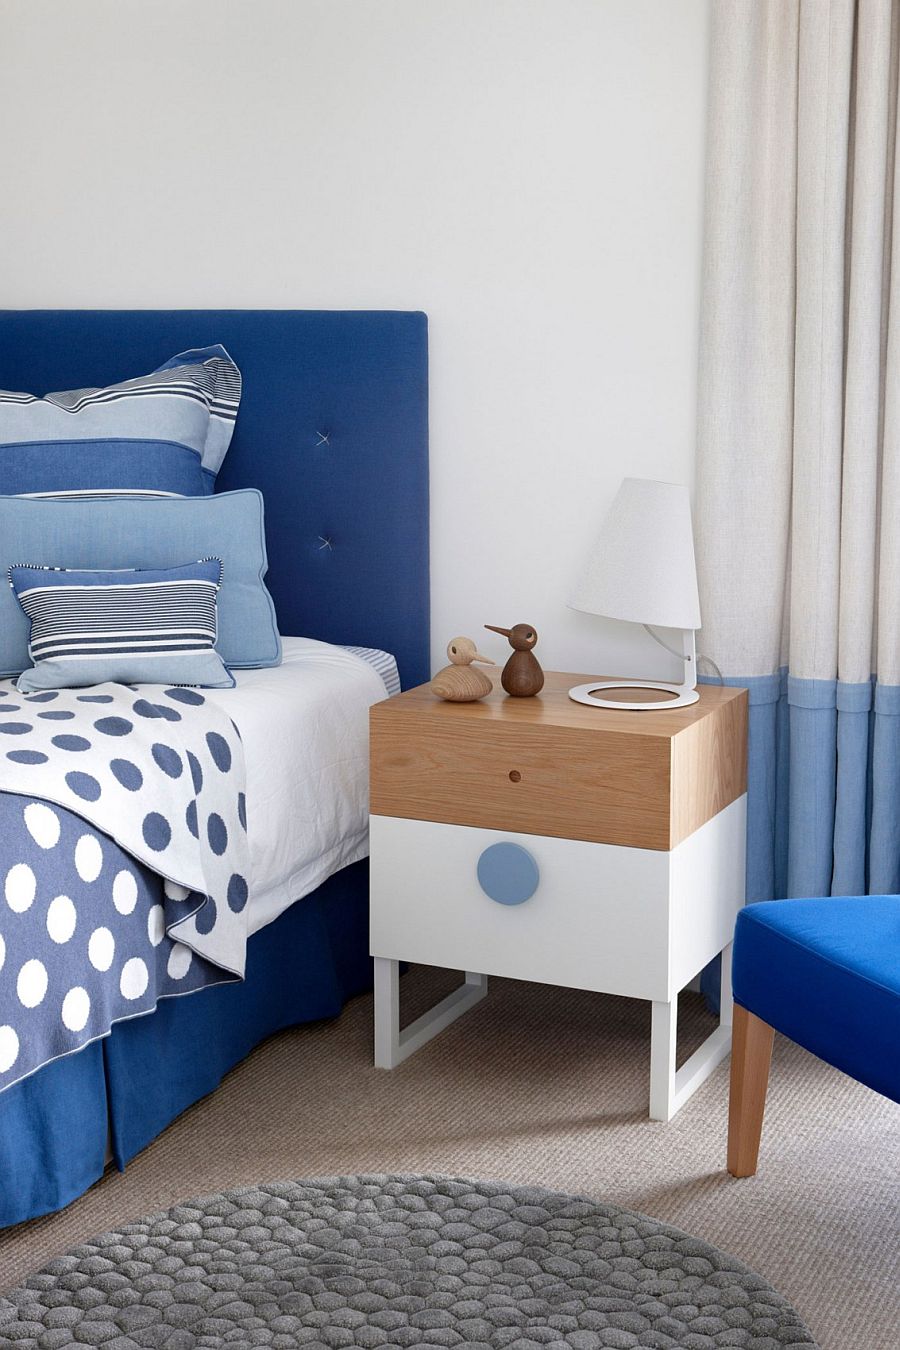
(696, 0), (900, 901)
(697, 0), (900, 688)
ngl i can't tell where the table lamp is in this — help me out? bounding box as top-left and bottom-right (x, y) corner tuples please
(567, 477), (701, 710)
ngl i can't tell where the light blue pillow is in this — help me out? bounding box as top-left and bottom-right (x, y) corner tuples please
(10, 558), (235, 692)
(0, 490), (282, 677)
(0, 346), (240, 497)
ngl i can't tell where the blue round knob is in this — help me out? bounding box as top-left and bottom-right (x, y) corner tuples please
(476, 841), (539, 906)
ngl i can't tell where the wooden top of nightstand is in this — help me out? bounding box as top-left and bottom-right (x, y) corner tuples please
(373, 669), (745, 740)
(371, 672), (748, 851)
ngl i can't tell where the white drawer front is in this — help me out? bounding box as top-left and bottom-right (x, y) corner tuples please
(370, 816), (673, 1000)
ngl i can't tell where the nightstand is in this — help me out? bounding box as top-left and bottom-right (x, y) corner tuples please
(369, 671), (748, 1120)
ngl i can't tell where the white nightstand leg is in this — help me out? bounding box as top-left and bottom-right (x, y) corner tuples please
(374, 956), (401, 1068)
(719, 940), (734, 1027)
(649, 944), (736, 1121)
(374, 957), (488, 1069)
(649, 998), (678, 1121)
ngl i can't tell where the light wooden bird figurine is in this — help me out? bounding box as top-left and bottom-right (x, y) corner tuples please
(484, 622), (545, 697)
(430, 636), (495, 701)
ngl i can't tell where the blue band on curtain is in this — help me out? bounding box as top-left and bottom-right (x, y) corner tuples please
(700, 671), (899, 1011)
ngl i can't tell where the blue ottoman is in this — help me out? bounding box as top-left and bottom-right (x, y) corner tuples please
(728, 895), (900, 1176)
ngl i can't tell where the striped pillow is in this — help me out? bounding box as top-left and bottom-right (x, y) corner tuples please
(0, 346), (241, 498)
(9, 559), (235, 692)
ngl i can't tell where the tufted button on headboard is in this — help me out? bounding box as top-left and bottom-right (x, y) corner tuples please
(0, 309), (430, 690)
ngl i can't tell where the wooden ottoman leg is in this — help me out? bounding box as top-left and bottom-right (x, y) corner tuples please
(727, 1004), (774, 1177)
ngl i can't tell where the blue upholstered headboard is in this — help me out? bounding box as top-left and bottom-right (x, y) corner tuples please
(0, 310), (430, 689)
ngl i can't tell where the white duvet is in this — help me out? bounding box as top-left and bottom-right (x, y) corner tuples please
(205, 637), (391, 935)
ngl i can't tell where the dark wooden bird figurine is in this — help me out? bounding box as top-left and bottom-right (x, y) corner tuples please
(484, 623), (544, 697)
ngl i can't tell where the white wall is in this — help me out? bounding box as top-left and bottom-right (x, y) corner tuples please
(0, 0), (710, 679)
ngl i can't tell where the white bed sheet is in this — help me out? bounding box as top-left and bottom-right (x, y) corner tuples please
(204, 636), (394, 936)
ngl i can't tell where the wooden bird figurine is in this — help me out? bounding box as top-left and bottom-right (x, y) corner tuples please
(484, 622), (544, 697)
(430, 636), (495, 701)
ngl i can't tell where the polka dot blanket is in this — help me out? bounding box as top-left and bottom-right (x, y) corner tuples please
(0, 680), (249, 1094)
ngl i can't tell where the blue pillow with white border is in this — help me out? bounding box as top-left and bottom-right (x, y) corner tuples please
(0, 346), (240, 498)
(9, 558), (235, 692)
(0, 491), (281, 676)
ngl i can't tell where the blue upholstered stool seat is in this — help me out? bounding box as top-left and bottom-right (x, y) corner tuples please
(733, 896), (900, 1105)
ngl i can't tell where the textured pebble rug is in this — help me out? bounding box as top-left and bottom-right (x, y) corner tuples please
(0, 1175), (817, 1349)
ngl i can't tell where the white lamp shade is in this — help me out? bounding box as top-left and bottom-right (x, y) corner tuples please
(569, 478), (701, 630)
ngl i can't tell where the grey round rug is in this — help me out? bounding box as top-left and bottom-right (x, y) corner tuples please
(0, 1175), (817, 1349)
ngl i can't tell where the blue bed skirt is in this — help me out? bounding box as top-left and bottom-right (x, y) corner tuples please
(0, 860), (371, 1230)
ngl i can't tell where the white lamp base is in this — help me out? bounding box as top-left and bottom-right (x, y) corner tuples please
(568, 679), (700, 711)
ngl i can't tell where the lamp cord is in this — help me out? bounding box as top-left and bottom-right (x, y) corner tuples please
(643, 625), (723, 684)
(642, 624), (687, 661)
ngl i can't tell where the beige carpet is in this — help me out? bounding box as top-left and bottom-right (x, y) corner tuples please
(1, 967), (898, 1350)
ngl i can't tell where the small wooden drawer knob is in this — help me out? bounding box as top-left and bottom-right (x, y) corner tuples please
(476, 841), (539, 906)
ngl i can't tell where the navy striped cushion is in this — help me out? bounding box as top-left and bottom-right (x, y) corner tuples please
(9, 559), (235, 692)
(0, 346), (240, 498)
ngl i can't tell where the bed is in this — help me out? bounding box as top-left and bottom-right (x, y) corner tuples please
(0, 310), (429, 1228)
